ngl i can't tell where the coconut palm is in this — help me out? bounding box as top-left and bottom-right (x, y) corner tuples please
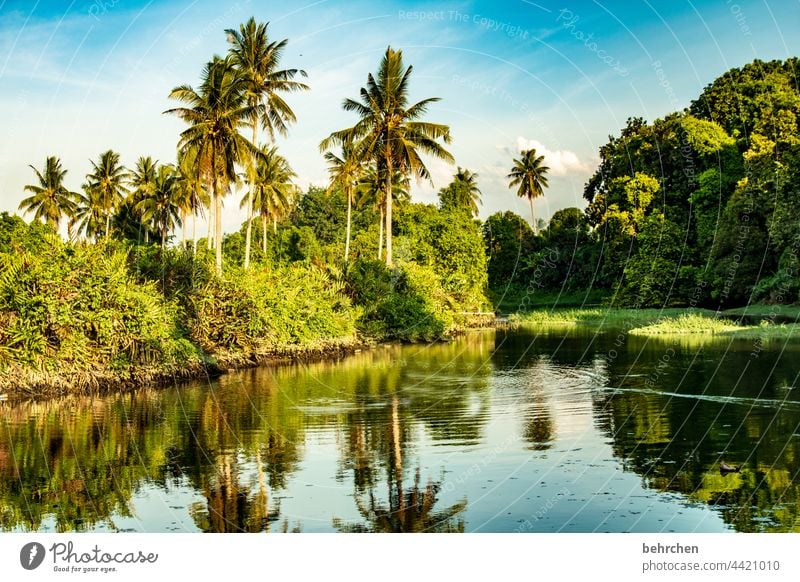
(226, 17), (308, 269)
(71, 185), (105, 242)
(176, 147), (209, 255)
(439, 167), (481, 217)
(320, 46), (453, 266)
(135, 165), (182, 249)
(508, 148), (550, 233)
(165, 56), (257, 275)
(19, 156), (78, 234)
(128, 156), (159, 243)
(85, 150), (129, 240)
(324, 144), (362, 263)
(239, 146), (296, 254)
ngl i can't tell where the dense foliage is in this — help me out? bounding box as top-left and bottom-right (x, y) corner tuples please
(486, 58), (800, 309)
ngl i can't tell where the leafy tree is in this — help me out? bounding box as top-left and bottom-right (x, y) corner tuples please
(482, 211), (535, 289)
(438, 167), (481, 217)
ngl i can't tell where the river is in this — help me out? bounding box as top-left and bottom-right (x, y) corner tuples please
(2, 326), (799, 532)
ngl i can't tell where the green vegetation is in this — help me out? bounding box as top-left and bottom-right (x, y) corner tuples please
(629, 313), (741, 335)
(513, 307), (717, 329)
(1, 21), (497, 397)
(629, 313), (800, 339)
(5, 19), (800, 398)
(487, 58), (800, 312)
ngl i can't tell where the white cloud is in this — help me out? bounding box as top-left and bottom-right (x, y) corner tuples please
(508, 137), (592, 177)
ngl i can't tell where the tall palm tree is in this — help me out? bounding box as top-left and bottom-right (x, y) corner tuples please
(19, 156), (77, 234)
(165, 56), (257, 275)
(321, 46), (453, 266)
(508, 148), (550, 233)
(85, 150), (129, 240)
(239, 146), (296, 254)
(128, 156), (158, 243)
(135, 165), (182, 249)
(226, 17), (309, 269)
(324, 144), (362, 263)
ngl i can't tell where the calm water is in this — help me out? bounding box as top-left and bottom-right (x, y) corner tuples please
(2, 327), (800, 533)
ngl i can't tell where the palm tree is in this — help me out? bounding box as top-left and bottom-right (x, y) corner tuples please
(19, 156), (77, 234)
(128, 156), (158, 243)
(176, 147), (208, 255)
(239, 146), (296, 254)
(85, 150), (129, 240)
(439, 167), (481, 217)
(71, 185), (105, 242)
(135, 165), (182, 249)
(165, 56), (257, 275)
(321, 46), (453, 266)
(226, 17), (309, 270)
(508, 148), (550, 233)
(324, 144), (362, 263)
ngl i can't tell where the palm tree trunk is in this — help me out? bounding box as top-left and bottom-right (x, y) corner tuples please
(262, 215), (267, 254)
(244, 199), (254, 269)
(245, 122), (258, 270)
(105, 212), (111, 242)
(181, 210), (186, 248)
(273, 216), (277, 234)
(384, 160), (393, 266)
(529, 196), (537, 235)
(207, 197), (214, 251)
(192, 212), (198, 256)
(212, 148), (222, 276)
(344, 190), (352, 263)
(378, 206), (384, 261)
(391, 395), (402, 473)
(391, 394), (404, 515)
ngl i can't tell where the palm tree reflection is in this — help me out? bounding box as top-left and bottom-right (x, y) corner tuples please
(335, 395), (466, 533)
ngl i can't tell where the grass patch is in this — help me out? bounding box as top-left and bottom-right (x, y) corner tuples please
(629, 313), (800, 340)
(514, 307), (718, 330)
(629, 313), (741, 335)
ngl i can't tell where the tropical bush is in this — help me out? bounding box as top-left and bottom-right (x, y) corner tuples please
(0, 235), (203, 393)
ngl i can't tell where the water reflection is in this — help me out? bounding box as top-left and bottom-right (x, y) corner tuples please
(1, 328), (799, 532)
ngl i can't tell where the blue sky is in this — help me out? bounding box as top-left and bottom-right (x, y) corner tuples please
(1, 0), (799, 232)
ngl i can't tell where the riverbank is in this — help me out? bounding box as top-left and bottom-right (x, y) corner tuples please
(0, 335), (371, 400)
